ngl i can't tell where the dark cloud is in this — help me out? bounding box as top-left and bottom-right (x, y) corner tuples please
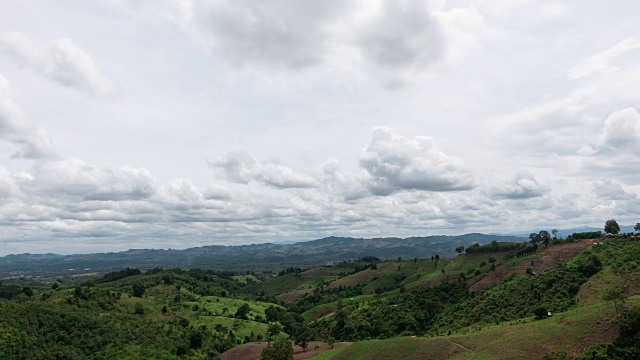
(592, 180), (637, 201)
(356, 0), (444, 86)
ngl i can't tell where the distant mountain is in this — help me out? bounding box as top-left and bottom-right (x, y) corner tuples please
(502, 225), (636, 238)
(0, 233), (525, 277)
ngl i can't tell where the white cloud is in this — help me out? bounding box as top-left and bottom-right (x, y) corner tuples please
(568, 37), (640, 80)
(17, 159), (157, 201)
(208, 150), (318, 188)
(594, 107), (640, 153)
(0, 31), (113, 95)
(0, 73), (56, 158)
(490, 171), (548, 200)
(358, 127), (474, 195)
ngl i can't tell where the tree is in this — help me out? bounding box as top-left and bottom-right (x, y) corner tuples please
(552, 229), (559, 240)
(529, 233), (538, 243)
(455, 245), (465, 254)
(635, 223), (640, 234)
(266, 305), (280, 323)
(539, 230), (551, 247)
(134, 303), (145, 315)
(161, 274), (174, 285)
(604, 219), (621, 234)
(267, 323), (283, 342)
(257, 333), (264, 343)
(51, 282), (59, 290)
(235, 303), (251, 320)
(603, 286), (626, 320)
(326, 336), (337, 349)
(293, 325), (312, 352)
(132, 283), (145, 297)
(261, 338), (293, 360)
(20, 286), (33, 297)
(534, 307), (548, 318)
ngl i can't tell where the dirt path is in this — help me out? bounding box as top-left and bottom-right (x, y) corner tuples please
(449, 259), (455, 271)
(447, 338), (475, 356)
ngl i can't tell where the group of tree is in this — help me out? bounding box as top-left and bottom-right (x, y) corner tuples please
(529, 230), (552, 247)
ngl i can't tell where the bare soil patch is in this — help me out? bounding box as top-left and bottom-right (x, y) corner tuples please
(220, 341), (351, 360)
(276, 289), (313, 304)
(468, 240), (593, 292)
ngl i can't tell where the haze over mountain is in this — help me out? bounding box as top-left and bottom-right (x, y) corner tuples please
(0, 233), (526, 277)
(1, 2), (640, 255)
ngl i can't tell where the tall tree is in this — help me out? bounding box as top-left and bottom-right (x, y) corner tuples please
(634, 222), (640, 234)
(552, 229), (558, 239)
(539, 230), (551, 247)
(604, 219), (621, 234)
(235, 303), (251, 320)
(293, 325), (312, 352)
(267, 323), (283, 342)
(261, 338), (293, 360)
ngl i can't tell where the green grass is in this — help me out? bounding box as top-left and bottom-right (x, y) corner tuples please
(302, 294), (376, 321)
(232, 274), (261, 285)
(311, 297), (639, 360)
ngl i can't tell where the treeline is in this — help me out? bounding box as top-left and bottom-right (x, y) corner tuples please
(465, 241), (524, 253)
(566, 231), (603, 241)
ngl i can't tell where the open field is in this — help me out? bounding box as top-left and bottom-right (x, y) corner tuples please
(310, 296), (638, 360)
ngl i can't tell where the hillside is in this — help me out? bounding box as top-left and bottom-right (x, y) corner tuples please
(2, 231), (640, 359)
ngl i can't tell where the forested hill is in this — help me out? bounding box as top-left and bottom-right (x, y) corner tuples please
(0, 233), (525, 277)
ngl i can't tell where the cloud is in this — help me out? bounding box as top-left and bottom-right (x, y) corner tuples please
(0, 73), (56, 158)
(208, 150), (318, 188)
(115, 0), (484, 87)
(17, 159), (157, 201)
(358, 127), (474, 195)
(568, 37), (640, 80)
(490, 171), (549, 200)
(0, 31), (113, 95)
(355, 0), (444, 87)
(577, 107), (640, 156)
(594, 107), (640, 153)
(0, 166), (19, 199)
(592, 180), (637, 201)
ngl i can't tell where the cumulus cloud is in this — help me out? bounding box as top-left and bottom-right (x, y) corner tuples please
(0, 74), (56, 158)
(0, 31), (113, 95)
(592, 180), (637, 201)
(208, 150), (318, 188)
(358, 127), (474, 195)
(593, 107), (640, 153)
(17, 159), (157, 201)
(490, 171), (549, 200)
(568, 37), (640, 80)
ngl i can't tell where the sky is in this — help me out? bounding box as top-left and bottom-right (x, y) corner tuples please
(1, 0), (639, 255)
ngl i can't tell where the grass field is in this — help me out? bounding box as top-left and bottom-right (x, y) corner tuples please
(309, 296), (638, 360)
